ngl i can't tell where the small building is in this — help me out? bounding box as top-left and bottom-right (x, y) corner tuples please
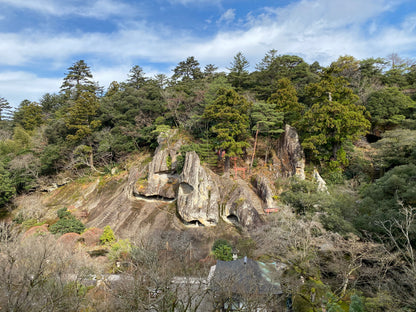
(209, 257), (283, 311)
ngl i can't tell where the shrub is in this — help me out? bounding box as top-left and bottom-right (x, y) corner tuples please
(49, 217), (85, 235)
(100, 225), (115, 245)
(212, 239), (233, 261)
(57, 207), (72, 219)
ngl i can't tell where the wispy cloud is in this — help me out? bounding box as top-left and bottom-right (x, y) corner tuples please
(167, 0), (222, 6)
(1, 0), (416, 107)
(217, 8), (235, 24)
(0, 0), (137, 18)
(0, 71), (61, 105)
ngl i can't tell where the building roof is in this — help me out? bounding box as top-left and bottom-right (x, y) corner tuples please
(210, 257), (282, 295)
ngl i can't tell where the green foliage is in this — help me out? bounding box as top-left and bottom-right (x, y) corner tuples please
(57, 207), (72, 219)
(372, 128), (416, 170)
(49, 217), (85, 235)
(267, 77), (304, 125)
(355, 164), (416, 240)
(349, 294), (365, 312)
(366, 87), (415, 131)
(65, 90), (101, 143)
(280, 178), (329, 214)
(212, 239), (233, 261)
(203, 88), (252, 158)
(100, 225), (116, 245)
(0, 161), (16, 206)
(60, 60), (96, 98)
(13, 100), (43, 131)
(301, 75), (370, 166)
(213, 244), (233, 261)
(50, 207), (85, 235)
(227, 52), (250, 90)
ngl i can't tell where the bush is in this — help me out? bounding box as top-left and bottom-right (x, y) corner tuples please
(212, 239), (233, 261)
(100, 225), (115, 245)
(57, 207), (72, 219)
(49, 217), (85, 235)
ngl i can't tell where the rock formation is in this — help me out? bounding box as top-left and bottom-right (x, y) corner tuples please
(313, 169), (328, 193)
(177, 151), (220, 226)
(274, 124), (305, 180)
(251, 175), (276, 209)
(220, 179), (264, 229)
(138, 130), (182, 199)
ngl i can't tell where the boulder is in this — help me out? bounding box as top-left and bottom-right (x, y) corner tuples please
(313, 169), (328, 193)
(139, 130), (182, 199)
(251, 175), (276, 209)
(177, 151), (220, 226)
(274, 124), (305, 180)
(220, 179), (264, 229)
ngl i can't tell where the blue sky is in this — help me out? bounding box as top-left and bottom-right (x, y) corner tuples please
(1, 0), (416, 108)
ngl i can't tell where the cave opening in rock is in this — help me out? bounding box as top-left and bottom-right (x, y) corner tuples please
(187, 220), (204, 227)
(227, 214), (239, 224)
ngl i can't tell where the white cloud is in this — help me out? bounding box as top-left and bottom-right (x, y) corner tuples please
(1, 0), (416, 104)
(167, 0), (221, 6)
(0, 71), (61, 108)
(0, 0), (137, 18)
(218, 9), (235, 24)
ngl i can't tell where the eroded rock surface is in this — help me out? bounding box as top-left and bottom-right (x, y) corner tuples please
(177, 151), (220, 226)
(139, 130), (182, 199)
(220, 179), (264, 229)
(274, 124), (305, 180)
(251, 175), (276, 209)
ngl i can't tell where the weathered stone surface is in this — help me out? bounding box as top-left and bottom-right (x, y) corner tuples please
(274, 124), (305, 180)
(177, 151), (220, 226)
(140, 130), (181, 199)
(220, 179), (264, 229)
(313, 169), (328, 193)
(251, 175), (276, 209)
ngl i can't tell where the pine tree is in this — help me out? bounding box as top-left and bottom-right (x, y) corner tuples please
(60, 60), (95, 99)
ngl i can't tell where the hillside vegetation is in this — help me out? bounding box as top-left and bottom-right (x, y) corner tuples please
(1, 52), (416, 311)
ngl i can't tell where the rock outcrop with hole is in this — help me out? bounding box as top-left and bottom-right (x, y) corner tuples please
(274, 124), (305, 180)
(220, 179), (264, 229)
(138, 130), (182, 199)
(177, 151), (220, 226)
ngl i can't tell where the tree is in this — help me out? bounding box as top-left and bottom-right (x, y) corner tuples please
(301, 75), (371, 166)
(0, 161), (15, 206)
(13, 100), (43, 131)
(268, 78), (304, 125)
(0, 97), (13, 122)
(172, 56), (203, 81)
(372, 129), (416, 170)
(365, 87), (415, 131)
(250, 101), (284, 164)
(228, 52), (250, 90)
(203, 88), (252, 171)
(60, 60), (96, 99)
(65, 90), (101, 171)
(126, 65), (147, 89)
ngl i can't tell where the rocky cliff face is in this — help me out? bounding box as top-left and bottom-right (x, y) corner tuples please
(274, 124), (305, 180)
(138, 130), (182, 199)
(177, 151), (220, 226)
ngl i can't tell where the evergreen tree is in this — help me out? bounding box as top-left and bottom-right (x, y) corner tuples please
(172, 56), (203, 81)
(203, 88), (252, 171)
(126, 65), (147, 89)
(301, 75), (370, 166)
(0, 97), (13, 122)
(227, 52), (250, 90)
(268, 78), (304, 125)
(60, 60), (96, 99)
(13, 100), (43, 131)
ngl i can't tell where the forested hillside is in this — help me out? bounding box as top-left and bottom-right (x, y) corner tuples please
(1, 51), (416, 311)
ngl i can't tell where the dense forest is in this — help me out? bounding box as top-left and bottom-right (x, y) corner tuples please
(1, 50), (416, 311)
